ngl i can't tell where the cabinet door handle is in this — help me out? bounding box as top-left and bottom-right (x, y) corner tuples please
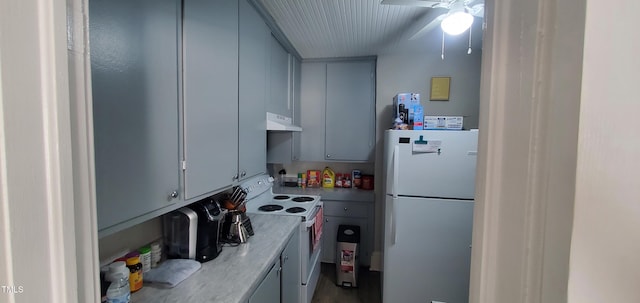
(169, 190), (179, 200)
(326, 154), (331, 158)
(344, 207), (348, 211)
(283, 255), (289, 264)
(241, 171), (247, 177)
(277, 267), (282, 277)
(232, 174), (239, 180)
(325, 218), (329, 222)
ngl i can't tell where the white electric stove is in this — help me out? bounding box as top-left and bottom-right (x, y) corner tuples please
(240, 174), (323, 303)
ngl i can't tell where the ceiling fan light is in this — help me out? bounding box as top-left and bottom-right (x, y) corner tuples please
(441, 11), (474, 35)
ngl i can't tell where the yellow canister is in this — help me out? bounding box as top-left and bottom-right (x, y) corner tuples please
(322, 167), (335, 188)
(126, 256), (143, 292)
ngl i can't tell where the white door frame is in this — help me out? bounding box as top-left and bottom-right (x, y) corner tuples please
(0, 0), (99, 302)
(470, 0), (585, 302)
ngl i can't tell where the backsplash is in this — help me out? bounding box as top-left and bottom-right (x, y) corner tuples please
(98, 217), (163, 265)
(268, 161), (374, 178)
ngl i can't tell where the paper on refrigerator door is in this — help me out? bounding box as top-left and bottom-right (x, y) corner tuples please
(412, 140), (441, 153)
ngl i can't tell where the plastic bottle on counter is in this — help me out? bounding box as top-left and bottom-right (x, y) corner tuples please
(322, 167), (335, 188)
(105, 261), (131, 303)
(138, 246), (151, 273)
(125, 255), (143, 292)
(150, 242), (162, 268)
(301, 173), (307, 189)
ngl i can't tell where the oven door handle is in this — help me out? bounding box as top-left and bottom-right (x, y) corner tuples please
(304, 205), (322, 228)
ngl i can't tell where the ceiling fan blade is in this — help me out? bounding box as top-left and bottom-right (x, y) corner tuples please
(409, 12), (447, 40)
(467, 3), (484, 18)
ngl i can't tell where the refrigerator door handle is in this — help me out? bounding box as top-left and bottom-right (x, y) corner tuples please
(392, 145), (399, 198)
(391, 197), (397, 245)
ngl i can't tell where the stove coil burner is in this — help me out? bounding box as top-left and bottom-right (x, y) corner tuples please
(258, 204), (284, 212)
(273, 195), (290, 200)
(292, 196), (314, 203)
(286, 207), (306, 213)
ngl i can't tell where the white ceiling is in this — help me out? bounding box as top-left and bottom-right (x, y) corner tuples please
(256, 0), (434, 59)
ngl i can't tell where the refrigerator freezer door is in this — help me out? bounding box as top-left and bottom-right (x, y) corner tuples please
(384, 130), (478, 199)
(382, 196), (473, 303)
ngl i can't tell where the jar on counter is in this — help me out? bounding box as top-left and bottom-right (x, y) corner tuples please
(335, 174), (343, 188)
(125, 255), (143, 292)
(150, 242), (162, 268)
(138, 246), (151, 273)
(361, 175), (374, 190)
(343, 175), (352, 188)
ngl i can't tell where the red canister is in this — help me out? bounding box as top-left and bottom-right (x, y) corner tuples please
(361, 175), (374, 190)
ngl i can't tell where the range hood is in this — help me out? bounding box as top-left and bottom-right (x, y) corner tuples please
(266, 112), (302, 132)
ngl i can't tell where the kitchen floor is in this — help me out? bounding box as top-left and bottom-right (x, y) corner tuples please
(311, 263), (381, 303)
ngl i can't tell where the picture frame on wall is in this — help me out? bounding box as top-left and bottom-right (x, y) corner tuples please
(430, 77), (451, 101)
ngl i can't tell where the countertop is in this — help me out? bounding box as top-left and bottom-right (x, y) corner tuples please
(132, 214), (300, 303)
(273, 186), (375, 202)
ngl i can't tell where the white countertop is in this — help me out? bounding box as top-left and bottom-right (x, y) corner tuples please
(132, 214), (300, 303)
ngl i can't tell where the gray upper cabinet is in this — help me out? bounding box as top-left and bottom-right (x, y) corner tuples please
(325, 61), (376, 161)
(291, 56), (302, 161)
(183, 0), (239, 199)
(238, 0), (268, 180)
(300, 60), (376, 162)
(267, 55), (301, 164)
(90, 0), (181, 232)
(268, 35), (291, 117)
(299, 62), (327, 162)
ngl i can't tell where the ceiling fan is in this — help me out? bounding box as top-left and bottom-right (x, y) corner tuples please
(381, 0), (484, 40)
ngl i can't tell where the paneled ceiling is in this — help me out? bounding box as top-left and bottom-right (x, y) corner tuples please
(256, 0), (433, 59)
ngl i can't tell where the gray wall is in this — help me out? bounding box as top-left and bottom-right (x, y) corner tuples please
(98, 217), (162, 264)
(371, 23), (483, 260)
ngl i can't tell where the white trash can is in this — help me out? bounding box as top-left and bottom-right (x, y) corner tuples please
(336, 225), (360, 287)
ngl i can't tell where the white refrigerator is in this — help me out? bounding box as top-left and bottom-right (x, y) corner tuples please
(382, 129), (478, 303)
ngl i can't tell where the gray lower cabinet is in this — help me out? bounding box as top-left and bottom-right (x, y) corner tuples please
(249, 260), (281, 303)
(281, 228), (300, 303)
(183, 0), (239, 199)
(90, 0), (181, 232)
(238, 0), (268, 180)
(300, 60), (376, 162)
(321, 200), (374, 266)
(250, 229), (300, 303)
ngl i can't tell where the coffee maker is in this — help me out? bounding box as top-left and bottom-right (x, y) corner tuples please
(164, 207), (198, 260)
(189, 198), (226, 262)
(163, 197), (226, 263)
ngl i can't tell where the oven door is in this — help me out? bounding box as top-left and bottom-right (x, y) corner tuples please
(301, 203), (323, 285)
